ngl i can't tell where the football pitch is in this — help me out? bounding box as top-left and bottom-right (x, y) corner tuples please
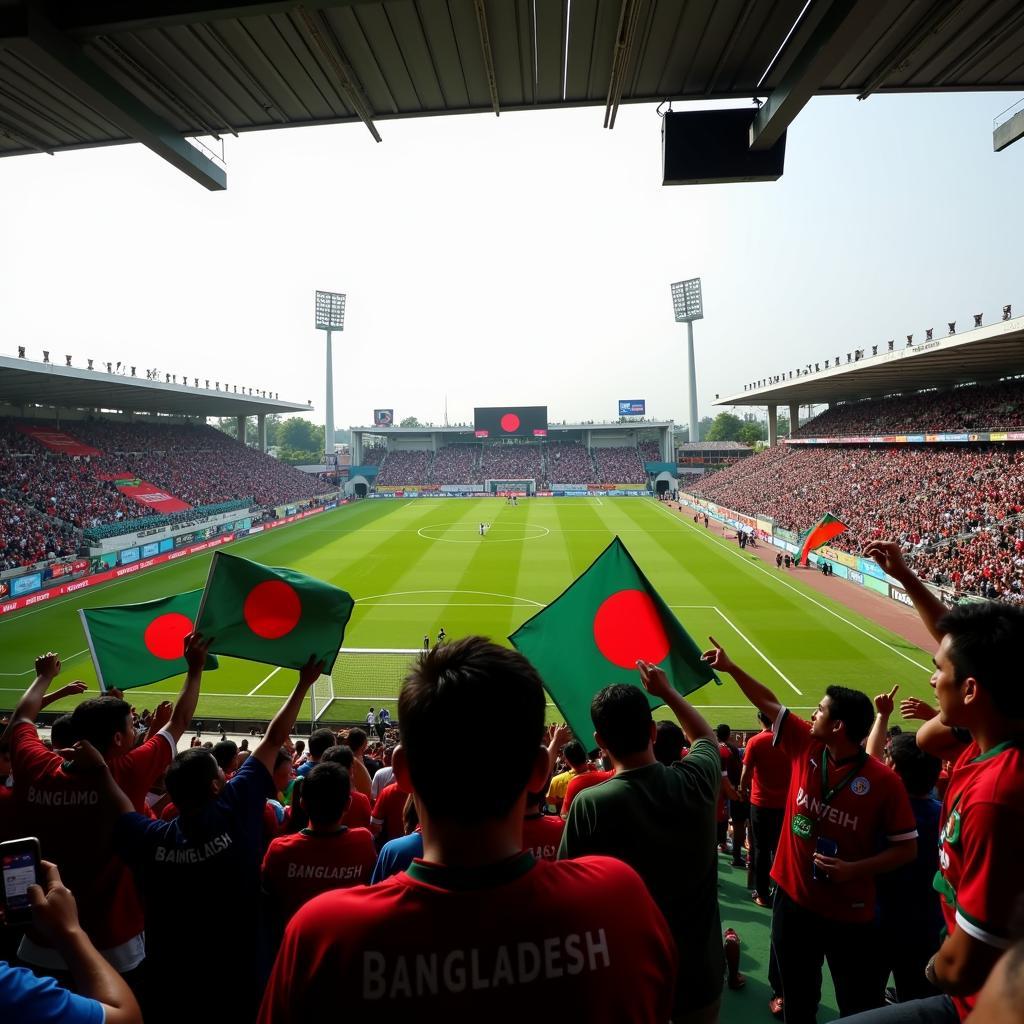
(0, 498), (936, 730)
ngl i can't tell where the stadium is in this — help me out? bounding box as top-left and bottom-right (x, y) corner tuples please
(2, 3), (1024, 1024)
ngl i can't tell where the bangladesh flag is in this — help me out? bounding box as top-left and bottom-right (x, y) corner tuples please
(796, 513), (848, 566)
(509, 537), (718, 748)
(195, 552), (354, 672)
(79, 590), (218, 692)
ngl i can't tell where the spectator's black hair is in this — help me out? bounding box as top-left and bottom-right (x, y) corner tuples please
(399, 636), (544, 823)
(308, 728), (335, 759)
(287, 777), (309, 833)
(293, 740), (305, 756)
(70, 697), (132, 753)
(653, 721), (685, 766)
(50, 713), (76, 750)
(591, 684), (652, 759)
(716, 723), (731, 742)
(756, 710), (772, 729)
(562, 740), (587, 768)
(824, 686), (875, 745)
(321, 744), (354, 771)
(211, 740), (237, 771)
(165, 749), (220, 812)
(347, 727), (368, 754)
(301, 762), (351, 826)
(889, 733), (941, 796)
(937, 602), (1024, 718)
(273, 747), (292, 770)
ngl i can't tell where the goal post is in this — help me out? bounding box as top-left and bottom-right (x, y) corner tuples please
(486, 479), (535, 495)
(310, 647), (423, 725)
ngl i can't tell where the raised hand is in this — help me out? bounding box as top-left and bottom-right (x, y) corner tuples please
(298, 655), (326, 689)
(874, 685), (899, 717)
(183, 631), (213, 671)
(900, 696), (937, 722)
(150, 701), (173, 732)
(863, 541), (908, 580)
(637, 660), (673, 700)
(550, 723), (572, 749)
(34, 652), (62, 681)
(27, 861), (81, 943)
(701, 636), (737, 676)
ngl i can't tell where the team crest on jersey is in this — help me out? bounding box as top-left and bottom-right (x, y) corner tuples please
(943, 810), (961, 844)
(850, 777), (870, 796)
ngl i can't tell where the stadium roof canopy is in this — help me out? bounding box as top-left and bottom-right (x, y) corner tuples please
(0, 353), (310, 416)
(1, 1), (1022, 189)
(716, 314), (1024, 408)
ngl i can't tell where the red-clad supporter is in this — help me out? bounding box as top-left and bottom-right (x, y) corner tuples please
(318, 744), (373, 828)
(740, 710), (792, 907)
(829, 543), (1024, 1024)
(592, 445), (645, 484)
(258, 636), (676, 1023)
(5, 636), (208, 978)
(547, 739), (593, 814)
(371, 780), (412, 845)
(561, 764), (615, 817)
(261, 761), (377, 923)
(98, 655), (325, 1024)
(704, 637), (918, 1023)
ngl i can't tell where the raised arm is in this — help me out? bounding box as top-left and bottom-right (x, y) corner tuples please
(864, 541), (947, 644)
(867, 685), (898, 761)
(916, 715), (970, 762)
(253, 657), (325, 774)
(28, 861), (142, 1024)
(701, 637), (783, 724)
(6, 653), (64, 733)
(637, 660), (715, 745)
(546, 724), (572, 774)
(166, 632), (212, 743)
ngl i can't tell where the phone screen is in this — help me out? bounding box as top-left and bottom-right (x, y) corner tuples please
(812, 837), (839, 881)
(2, 850), (38, 913)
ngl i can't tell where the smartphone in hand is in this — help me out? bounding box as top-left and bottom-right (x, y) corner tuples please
(0, 837), (42, 926)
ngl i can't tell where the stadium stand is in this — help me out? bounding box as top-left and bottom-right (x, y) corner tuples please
(375, 449), (432, 485)
(544, 440), (594, 484)
(480, 443), (543, 482)
(429, 444), (480, 484)
(0, 495), (79, 569)
(592, 446), (646, 484)
(692, 442), (1024, 602)
(796, 378), (1024, 436)
(638, 440), (662, 462)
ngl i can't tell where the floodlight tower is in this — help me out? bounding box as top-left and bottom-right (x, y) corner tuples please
(314, 290), (346, 465)
(671, 278), (704, 443)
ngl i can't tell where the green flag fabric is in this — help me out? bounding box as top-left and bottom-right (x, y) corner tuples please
(796, 513), (848, 566)
(509, 536), (718, 748)
(79, 589), (218, 692)
(195, 552), (354, 672)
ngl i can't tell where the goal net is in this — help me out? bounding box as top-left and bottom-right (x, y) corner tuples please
(310, 648), (423, 725)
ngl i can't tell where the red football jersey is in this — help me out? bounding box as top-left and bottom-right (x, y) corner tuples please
(743, 729), (791, 809)
(10, 722), (173, 949)
(262, 826), (377, 921)
(372, 783), (410, 842)
(770, 709), (917, 922)
(343, 789), (372, 830)
(935, 740), (1024, 1020)
(258, 853), (676, 1023)
(522, 814), (564, 862)
(562, 770), (614, 816)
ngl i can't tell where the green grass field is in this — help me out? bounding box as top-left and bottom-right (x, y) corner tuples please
(0, 497), (935, 730)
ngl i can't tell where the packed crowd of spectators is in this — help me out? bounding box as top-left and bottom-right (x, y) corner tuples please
(797, 379), (1024, 436)
(0, 496), (79, 569)
(358, 446), (387, 466)
(638, 440), (662, 462)
(429, 444), (480, 484)
(592, 445), (646, 484)
(375, 449), (433, 486)
(692, 442), (1024, 602)
(544, 440), (594, 484)
(0, 418), (334, 559)
(480, 443), (544, 482)
(3, 544), (1019, 1024)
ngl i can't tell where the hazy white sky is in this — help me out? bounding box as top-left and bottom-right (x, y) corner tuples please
(1, 91), (1021, 430)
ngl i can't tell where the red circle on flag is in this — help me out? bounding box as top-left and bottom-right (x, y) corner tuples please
(243, 580), (301, 639)
(500, 412), (520, 433)
(143, 612), (195, 661)
(593, 589), (669, 669)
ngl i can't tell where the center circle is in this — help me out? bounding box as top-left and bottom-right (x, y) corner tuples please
(143, 612), (195, 660)
(417, 522), (549, 544)
(500, 412), (520, 433)
(592, 589), (670, 669)
(243, 580), (302, 639)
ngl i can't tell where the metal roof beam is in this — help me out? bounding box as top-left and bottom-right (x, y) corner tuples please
(5, 7), (226, 188)
(749, 0), (887, 152)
